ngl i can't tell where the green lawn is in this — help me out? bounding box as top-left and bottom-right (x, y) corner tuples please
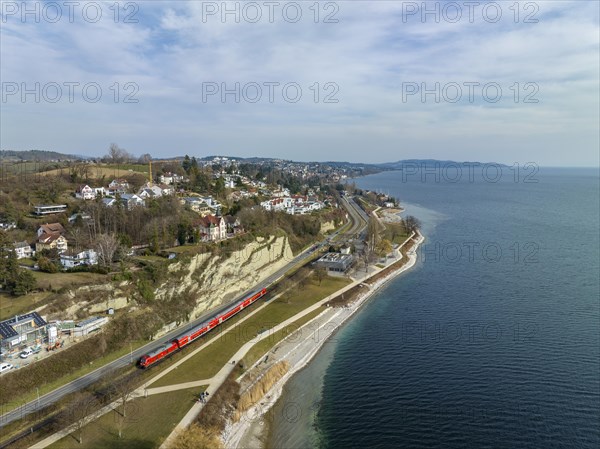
(48, 387), (205, 449)
(150, 276), (350, 387)
(244, 307), (324, 368)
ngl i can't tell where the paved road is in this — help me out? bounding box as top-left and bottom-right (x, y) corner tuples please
(0, 196), (367, 429)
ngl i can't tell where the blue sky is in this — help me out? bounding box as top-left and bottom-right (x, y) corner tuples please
(1, 1), (598, 166)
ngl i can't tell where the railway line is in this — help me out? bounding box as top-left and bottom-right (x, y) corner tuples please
(0, 196), (368, 430)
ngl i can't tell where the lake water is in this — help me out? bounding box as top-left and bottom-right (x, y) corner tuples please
(269, 167), (600, 449)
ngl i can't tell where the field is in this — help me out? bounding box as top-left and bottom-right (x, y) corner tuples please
(150, 275), (350, 387)
(48, 387), (206, 449)
(31, 271), (108, 291)
(0, 291), (51, 320)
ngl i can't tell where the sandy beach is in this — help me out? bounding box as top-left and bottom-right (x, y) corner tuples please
(223, 232), (424, 449)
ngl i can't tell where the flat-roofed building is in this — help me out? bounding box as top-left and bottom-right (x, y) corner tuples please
(315, 252), (354, 273)
(33, 204), (67, 216)
(0, 312), (48, 351)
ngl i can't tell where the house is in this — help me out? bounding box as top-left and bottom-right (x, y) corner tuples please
(224, 216), (243, 236)
(158, 172), (185, 185)
(75, 185), (96, 200)
(181, 197), (211, 215)
(137, 183), (173, 199)
(0, 221), (16, 230)
(13, 241), (34, 259)
(60, 249), (98, 268)
(68, 213), (92, 224)
(315, 252), (354, 273)
(36, 223), (68, 253)
(107, 179), (129, 196)
(0, 312), (48, 352)
(196, 215), (227, 242)
(102, 198), (117, 207)
(120, 194), (144, 210)
(36, 233), (68, 254)
(33, 204), (67, 216)
(37, 223), (65, 238)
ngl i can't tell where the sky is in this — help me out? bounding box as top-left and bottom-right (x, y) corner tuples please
(1, 1), (599, 166)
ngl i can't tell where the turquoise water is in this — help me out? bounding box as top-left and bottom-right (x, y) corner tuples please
(269, 168), (599, 449)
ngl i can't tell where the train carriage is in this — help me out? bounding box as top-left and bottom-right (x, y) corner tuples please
(138, 287), (267, 368)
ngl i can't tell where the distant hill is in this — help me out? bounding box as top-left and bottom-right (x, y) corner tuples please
(0, 150), (83, 162)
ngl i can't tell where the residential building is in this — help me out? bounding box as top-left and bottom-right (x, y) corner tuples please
(120, 194), (144, 210)
(36, 233), (68, 254)
(224, 216), (243, 236)
(75, 185), (96, 200)
(181, 197), (211, 215)
(0, 312), (48, 352)
(33, 204), (67, 216)
(197, 215), (227, 242)
(13, 241), (33, 259)
(0, 221), (16, 230)
(107, 179), (129, 196)
(158, 172), (185, 185)
(36, 223), (68, 253)
(37, 223), (65, 238)
(60, 249), (98, 268)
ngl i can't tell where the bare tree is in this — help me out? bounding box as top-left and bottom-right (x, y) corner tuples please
(315, 266), (327, 286)
(61, 392), (98, 445)
(110, 374), (139, 438)
(96, 233), (119, 269)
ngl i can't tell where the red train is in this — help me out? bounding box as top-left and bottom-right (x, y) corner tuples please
(138, 287), (267, 368)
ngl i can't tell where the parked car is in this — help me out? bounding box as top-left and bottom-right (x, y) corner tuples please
(19, 347), (34, 359)
(0, 363), (13, 374)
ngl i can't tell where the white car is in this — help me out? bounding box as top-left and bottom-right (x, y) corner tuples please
(20, 348), (34, 359)
(0, 363), (13, 374)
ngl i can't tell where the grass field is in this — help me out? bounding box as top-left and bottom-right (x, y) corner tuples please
(48, 387), (206, 449)
(0, 291), (51, 320)
(150, 275), (350, 387)
(31, 271), (108, 291)
(243, 307), (324, 368)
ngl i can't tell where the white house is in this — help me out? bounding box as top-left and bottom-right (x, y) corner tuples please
(107, 179), (129, 196)
(120, 194), (144, 210)
(60, 249), (98, 268)
(75, 185), (96, 200)
(13, 242), (33, 259)
(197, 215), (227, 242)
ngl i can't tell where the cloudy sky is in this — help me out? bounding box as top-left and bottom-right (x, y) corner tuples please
(1, 1), (598, 166)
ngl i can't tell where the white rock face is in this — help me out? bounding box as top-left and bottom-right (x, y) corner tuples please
(157, 236), (293, 319)
(39, 236), (294, 322)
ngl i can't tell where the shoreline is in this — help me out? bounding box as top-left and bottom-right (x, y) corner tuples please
(223, 232), (425, 449)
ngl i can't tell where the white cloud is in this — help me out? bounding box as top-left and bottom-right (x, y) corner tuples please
(0, 0), (598, 166)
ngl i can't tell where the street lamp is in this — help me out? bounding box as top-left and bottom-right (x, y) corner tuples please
(36, 387), (39, 409)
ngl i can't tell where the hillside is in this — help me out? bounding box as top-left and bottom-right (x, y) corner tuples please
(0, 150), (83, 162)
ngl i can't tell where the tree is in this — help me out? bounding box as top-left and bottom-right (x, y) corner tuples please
(182, 155), (192, 174)
(138, 153), (152, 164)
(376, 239), (393, 257)
(110, 374), (139, 439)
(403, 215), (421, 233)
(366, 216), (381, 254)
(96, 233), (119, 269)
(315, 266), (327, 285)
(11, 269), (36, 296)
(61, 392), (98, 445)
